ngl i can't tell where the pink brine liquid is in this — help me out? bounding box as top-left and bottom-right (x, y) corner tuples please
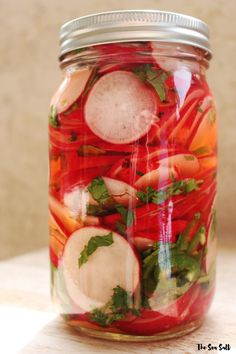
(49, 41), (217, 339)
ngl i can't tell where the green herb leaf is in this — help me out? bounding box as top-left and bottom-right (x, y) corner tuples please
(141, 241), (202, 296)
(136, 170), (145, 177)
(90, 309), (109, 327)
(137, 179), (201, 205)
(89, 286), (139, 327)
(187, 226), (206, 254)
(176, 213), (201, 251)
(131, 308), (141, 316)
(116, 221), (126, 235)
(133, 64), (168, 102)
(110, 286), (130, 312)
(49, 106), (60, 128)
(87, 204), (110, 216)
(78, 232), (113, 267)
(116, 205), (134, 228)
(88, 177), (111, 204)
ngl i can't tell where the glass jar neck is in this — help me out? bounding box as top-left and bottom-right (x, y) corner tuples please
(60, 41), (209, 74)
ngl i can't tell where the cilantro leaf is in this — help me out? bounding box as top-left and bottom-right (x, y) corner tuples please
(88, 177), (111, 205)
(87, 204), (110, 216)
(133, 64), (168, 102)
(78, 232), (113, 267)
(110, 286), (130, 312)
(90, 309), (109, 327)
(137, 179), (202, 205)
(49, 106), (60, 128)
(89, 286), (139, 327)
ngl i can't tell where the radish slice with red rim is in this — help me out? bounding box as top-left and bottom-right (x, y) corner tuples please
(61, 227), (140, 311)
(102, 177), (138, 206)
(51, 68), (92, 113)
(85, 71), (158, 144)
(151, 42), (201, 74)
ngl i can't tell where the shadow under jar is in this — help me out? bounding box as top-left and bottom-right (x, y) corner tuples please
(49, 10), (217, 341)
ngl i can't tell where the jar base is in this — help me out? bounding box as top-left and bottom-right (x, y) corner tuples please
(68, 318), (204, 342)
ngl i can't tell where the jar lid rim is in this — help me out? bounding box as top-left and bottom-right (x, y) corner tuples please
(59, 10), (211, 59)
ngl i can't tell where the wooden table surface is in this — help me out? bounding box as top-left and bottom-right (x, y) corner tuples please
(0, 245), (235, 354)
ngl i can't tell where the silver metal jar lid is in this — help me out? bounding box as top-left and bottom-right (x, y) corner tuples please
(60, 10), (211, 59)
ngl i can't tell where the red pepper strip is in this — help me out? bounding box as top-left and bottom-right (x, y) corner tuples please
(158, 88), (205, 141)
(167, 99), (200, 144)
(132, 176), (215, 225)
(102, 213), (123, 228)
(172, 181), (216, 220)
(169, 96), (213, 147)
(107, 148), (180, 184)
(133, 212), (187, 233)
(96, 42), (151, 56)
(63, 152), (125, 173)
(133, 219), (188, 243)
(50, 131), (100, 151)
(49, 124), (92, 139)
(185, 108), (213, 149)
(115, 283), (201, 336)
(57, 107), (84, 125)
(96, 44), (153, 67)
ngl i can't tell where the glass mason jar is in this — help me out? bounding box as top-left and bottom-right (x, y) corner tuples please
(49, 10), (217, 341)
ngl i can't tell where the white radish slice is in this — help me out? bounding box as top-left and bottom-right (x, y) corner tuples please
(51, 68), (92, 113)
(102, 177), (138, 206)
(135, 153), (199, 189)
(161, 153), (200, 178)
(62, 227), (140, 311)
(151, 42), (201, 74)
(85, 71), (158, 144)
(135, 165), (177, 190)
